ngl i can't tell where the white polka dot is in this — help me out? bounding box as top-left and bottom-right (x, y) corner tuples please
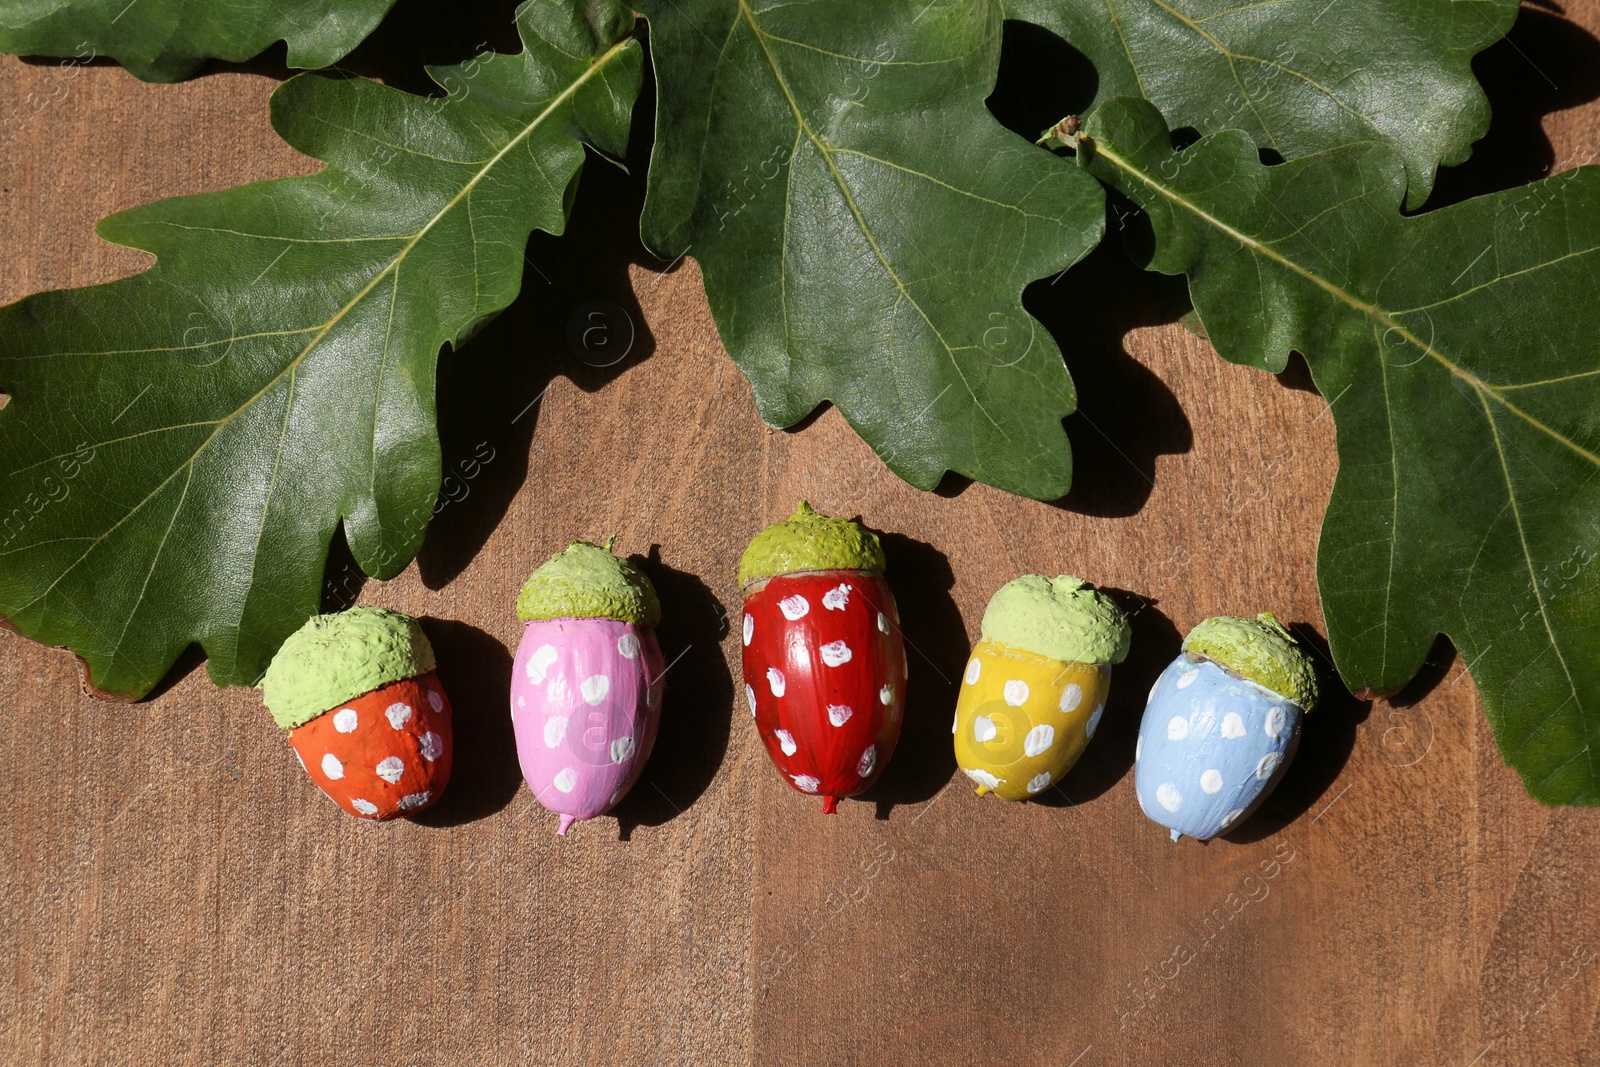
(1200, 769), (1224, 794)
(1221, 808), (1245, 828)
(427, 689), (444, 714)
(964, 767), (1001, 789)
(1156, 782), (1183, 812)
(878, 612), (890, 634)
(1027, 771), (1051, 794)
(743, 613), (754, 646)
(321, 753), (344, 780)
(1086, 703), (1105, 737)
(767, 667), (786, 697)
(820, 640), (853, 667)
(792, 774), (820, 793)
(828, 704), (853, 727)
(617, 633), (640, 659)
(1177, 669), (1200, 689)
(1221, 712), (1246, 739)
(775, 729), (798, 756)
(1023, 723), (1055, 757)
(1135, 734), (1143, 761)
(385, 702), (412, 729)
(351, 798), (379, 816)
(581, 674), (610, 705)
(823, 584), (851, 611)
(973, 715), (998, 743)
(544, 715), (568, 748)
(745, 684), (757, 717)
(1167, 716), (1189, 740)
(399, 791), (430, 810)
(611, 736), (635, 763)
(554, 768), (577, 793)
(1004, 680), (1029, 706)
(1265, 705), (1286, 738)
(879, 684), (893, 706)
(1059, 683), (1083, 713)
(965, 659), (982, 685)
(1256, 752), (1283, 780)
(420, 731), (443, 761)
(376, 756), (405, 784)
(779, 594), (810, 621)
(333, 708), (358, 733)
(857, 745), (876, 777)
(526, 644), (558, 683)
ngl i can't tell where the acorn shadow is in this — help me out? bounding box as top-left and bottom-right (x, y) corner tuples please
(407, 616), (522, 827)
(858, 533), (970, 819)
(1032, 592), (1181, 808)
(608, 548), (734, 839)
(1222, 622), (1371, 844)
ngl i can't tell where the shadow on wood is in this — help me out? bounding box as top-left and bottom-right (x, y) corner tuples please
(408, 616), (523, 826)
(611, 548), (735, 838)
(1426, 6), (1600, 210)
(1224, 623), (1371, 843)
(859, 533), (968, 819)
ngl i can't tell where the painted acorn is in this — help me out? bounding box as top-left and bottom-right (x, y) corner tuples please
(740, 502), (906, 813)
(954, 575), (1130, 800)
(259, 606), (453, 820)
(510, 539), (664, 835)
(1134, 612), (1318, 841)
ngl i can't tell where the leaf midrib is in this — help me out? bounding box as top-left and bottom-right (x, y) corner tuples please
(7, 37), (636, 625)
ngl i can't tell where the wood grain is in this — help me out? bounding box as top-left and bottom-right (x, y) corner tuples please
(3, 4), (1600, 1063)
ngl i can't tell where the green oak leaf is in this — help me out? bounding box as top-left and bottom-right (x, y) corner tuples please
(0, 0), (399, 81)
(1080, 97), (1600, 803)
(1009, 0), (1519, 208)
(0, 0), (641, 698)
(637, 0), (1106, 499)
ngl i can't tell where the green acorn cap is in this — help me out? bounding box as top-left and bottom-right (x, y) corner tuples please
(1183, 612), (1319, 710)
(737, 501), (886, 587)
(259, 606), (435, 730)
(515, 539), (660, 626)
(980, 574), (1131, 666)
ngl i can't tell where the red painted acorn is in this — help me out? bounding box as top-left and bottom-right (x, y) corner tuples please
(259, 606), (453, 820)
(739, 502), (906, 813)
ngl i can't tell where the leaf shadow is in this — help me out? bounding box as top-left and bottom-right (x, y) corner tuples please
(1425, 5), (1600, 210)
(987, 20), (1193, 516)
(607, 548), (735, 839)
(1221, 622), (1371, 843)
(1031, 591), (1180, 807)
(415, 76), (661, 590)
(857, 532), (969, 819)
(408, 615), (523, 827)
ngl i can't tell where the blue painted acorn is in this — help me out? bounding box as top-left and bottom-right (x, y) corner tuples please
(1134, 613), (1318, 841)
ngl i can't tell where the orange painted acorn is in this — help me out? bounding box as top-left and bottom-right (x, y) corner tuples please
(259, 606), (453, 820)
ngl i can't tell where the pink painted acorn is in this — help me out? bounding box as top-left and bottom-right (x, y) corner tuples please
(510, 539), (665, 835)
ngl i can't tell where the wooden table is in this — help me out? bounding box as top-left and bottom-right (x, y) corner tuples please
(4, 3), (1600, 1062)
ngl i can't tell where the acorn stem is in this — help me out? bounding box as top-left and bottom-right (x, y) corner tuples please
(821, 795), (839, 814)
(558, 813), (577, 835)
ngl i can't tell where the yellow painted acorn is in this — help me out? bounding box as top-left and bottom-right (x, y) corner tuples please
(954, 575), (1131, 800)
